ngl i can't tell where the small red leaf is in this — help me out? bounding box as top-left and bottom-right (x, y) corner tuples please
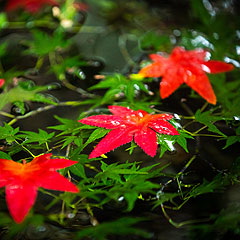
(0, 79), (5, 88)
(138, 46), (234, 104)
(0, 154), (79, 223)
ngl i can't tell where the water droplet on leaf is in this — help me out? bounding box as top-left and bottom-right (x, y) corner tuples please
(11, 103), (30, 116)
(47, 82), (62, 90)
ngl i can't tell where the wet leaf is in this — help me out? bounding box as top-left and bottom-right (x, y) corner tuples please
(79, 105), (178, 158)
(0, 154), (79, 223)
(139, 46), (234, 104)
(0, 85), (57, 111)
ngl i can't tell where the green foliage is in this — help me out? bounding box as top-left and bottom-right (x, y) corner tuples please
(191, 204), (240, 238)
(195, 109), (226, 136)
(19, 129), (55, 145)
(25, 30), (71, 57)
(210, 74), (240, 117)
(75, 217), (150, 240)
(223, 125), (240, 149)
(190, 0), (212, 26)
(89, 73), (149, 105)
(139, 31), (171, 51)
(80, 128), (110, 151)
(0, 69), (23, 84)
(0, 151), (12, 160)
(0, 82), (57, 112)
(157, 129), (193, 157)
(49, 116), (82, 136)
(51, 56), (86, 81)
(0, 123), (19, 144)
(0, 13), (7, 30)
(0, 42), (7, 59)
(91, 161), (167, 211)
(187, 175), (227, 198)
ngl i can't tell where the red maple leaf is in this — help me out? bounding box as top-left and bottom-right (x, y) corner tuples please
(138, 46), (234, 105)
(0, 153), (79, 223)
(79, 105), (179, 158)
(0, 79), (5, 88)
(5, 0), (58, 13)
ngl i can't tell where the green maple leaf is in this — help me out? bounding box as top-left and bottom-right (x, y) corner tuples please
(0, 84), (57, 111)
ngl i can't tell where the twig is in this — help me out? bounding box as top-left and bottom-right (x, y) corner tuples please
(118, 34), (136, 67)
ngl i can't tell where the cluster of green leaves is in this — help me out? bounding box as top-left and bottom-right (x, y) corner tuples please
(0, 81), (58, 114)
(88, 73), (154, 108)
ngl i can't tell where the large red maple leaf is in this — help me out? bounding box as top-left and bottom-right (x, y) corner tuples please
(0, 153), (79, 223)
(79, 105), (179, 158)
(138, 46), (234, 105)
(5, 0), (58, 13)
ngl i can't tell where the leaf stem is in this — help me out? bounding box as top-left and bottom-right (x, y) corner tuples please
(62, 79), (96, 98)
(39, 188), (58, 199)
(200, 102), (208, 112)
(161, 204), (209, 228)
(45, 142), (50, 152)
(14, 140), (36, 158)
(0, 111), (15, 118)
(193, 125), (208, 134)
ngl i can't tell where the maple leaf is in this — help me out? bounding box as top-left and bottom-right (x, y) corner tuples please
(79, 105), (179, 158)
(0, 153), (79, 223)
(0, 79), (5, 88)
(138, 46), (234, 105)
(5, 0), (58, 13)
